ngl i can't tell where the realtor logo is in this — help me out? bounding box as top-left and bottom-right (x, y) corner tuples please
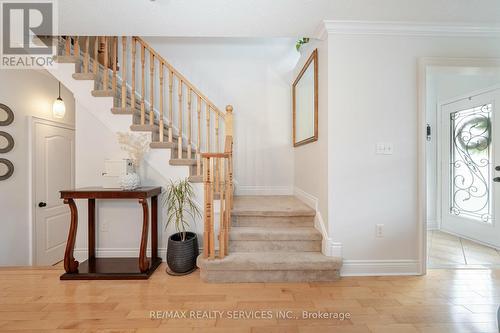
(1, 0), (57, 68)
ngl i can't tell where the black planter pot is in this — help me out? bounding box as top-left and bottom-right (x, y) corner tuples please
(166, 232), (199, 275)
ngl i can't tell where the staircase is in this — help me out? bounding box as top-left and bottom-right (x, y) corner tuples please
(50, 36), (342, 282)
(198, 196), (341, 282)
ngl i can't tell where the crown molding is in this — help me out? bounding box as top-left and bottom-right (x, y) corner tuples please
(315, 20), (500, 38)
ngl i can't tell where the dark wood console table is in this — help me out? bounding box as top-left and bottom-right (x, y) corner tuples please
(59, 187), (162, 280)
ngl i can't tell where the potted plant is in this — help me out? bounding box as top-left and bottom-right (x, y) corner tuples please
(162, 179), (201, 275)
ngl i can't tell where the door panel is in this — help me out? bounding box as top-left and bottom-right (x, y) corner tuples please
(34, 121), (75, 266)
(441, 88), (500, 248)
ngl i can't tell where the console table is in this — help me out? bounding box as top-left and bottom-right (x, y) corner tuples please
(59, 187), (162, 280)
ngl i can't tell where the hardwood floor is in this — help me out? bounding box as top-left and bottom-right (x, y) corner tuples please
(0, 264), (499, 332)
(428, 230), (500, 268)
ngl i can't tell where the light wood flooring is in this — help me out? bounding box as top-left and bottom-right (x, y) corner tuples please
(0, 264), (500, 332)
(428, 230), (500, 268)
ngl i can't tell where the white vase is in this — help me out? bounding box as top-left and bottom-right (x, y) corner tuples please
(119, 172), (141, 190)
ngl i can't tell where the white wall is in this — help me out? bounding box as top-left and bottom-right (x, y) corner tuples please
(0, 70), (75, 266)
(323, 30), (500, 274)
(145, 37), (298, 194)
(293, 40), (332, 251)
(426, 67), (500, 230)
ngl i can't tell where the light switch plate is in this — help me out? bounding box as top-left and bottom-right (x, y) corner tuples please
(376, 143), (393, 155)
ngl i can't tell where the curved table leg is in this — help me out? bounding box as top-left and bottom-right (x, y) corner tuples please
(63, 198), (79, 273)
(139, 198), (150, 273)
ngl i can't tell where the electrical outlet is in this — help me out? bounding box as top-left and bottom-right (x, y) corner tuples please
(100, 220), (109, 232)
(376, 224), (384, 238)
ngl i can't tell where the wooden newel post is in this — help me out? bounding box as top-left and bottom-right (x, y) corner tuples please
(225, 105), (234, 210)
(225, 105), (233, 137)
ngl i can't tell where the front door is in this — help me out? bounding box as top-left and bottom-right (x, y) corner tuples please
(34, 120), (75, 265)
(440, 87), (500, 248)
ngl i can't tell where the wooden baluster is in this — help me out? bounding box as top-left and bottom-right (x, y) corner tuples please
(131, 38), (136, 112)
(74, 36), (79, 56)
(203, 157), (212, 258)
(219, 159), (225, 259)
(84, 36), (89, 73)
(197, 97), (202, 176)
(65, 36), (70, 56)
(93, 36), (98, 74)
(209, 157), (215, 259)
(112, 37), (117, 92)
(149, 53), (154, 125)
(224, 157), (230, 254)
(140, 45), (145, 125)
(168, 70), (173, 143)
(159, 63), (164, 142)
(103, 37), (109, 91)
(187, 88), (192, 159)
(206, 104), (211, 152)
(215, 113), (220, 193)
(121, 37), (127, 109)
(178, 80), (183, 159)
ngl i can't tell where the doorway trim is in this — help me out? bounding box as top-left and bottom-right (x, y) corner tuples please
(417, 57), (500, 275)
(28, 116), (75, 266)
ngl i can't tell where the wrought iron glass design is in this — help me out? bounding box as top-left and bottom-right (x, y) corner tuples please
(450, 104), (493, 223)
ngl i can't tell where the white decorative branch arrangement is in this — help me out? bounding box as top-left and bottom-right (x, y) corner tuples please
(116, 132), (150, 169)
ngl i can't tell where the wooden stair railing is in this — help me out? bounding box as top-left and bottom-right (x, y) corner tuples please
(60, 36), (234, 260)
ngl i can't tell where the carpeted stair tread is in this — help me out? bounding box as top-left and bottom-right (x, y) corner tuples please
(232, 195), (316, 217)
(197, 252), (341, 271)
(230, 227), (321, 241)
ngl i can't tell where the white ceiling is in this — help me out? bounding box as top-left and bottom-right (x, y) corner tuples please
(59, 0), (500, 37)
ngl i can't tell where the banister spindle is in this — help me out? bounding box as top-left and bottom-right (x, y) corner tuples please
(215, 113), (220, 193)
(84, 36), (89, 73)
(112, 37), (117, 92)
(168, 70), (173, 143)
(93, 36), (98, 74)
(224, 157), (230, 254)
(103, 37), (109, 91)
(149, 53), (154, 126)
(203, 157), (212, 258)
(206, 104), (211, 152)
(187, 88), (192, 159)
(74, 36), (79, 56)
(121, 37), (127, 109)
(140, 45), (145, 125)
(178, 80), (183, 159)
(131, 38), (136, 112)
(65, 36), (70, 56)
(197, 96), (202, 176)
(209, 157), (215, 259)
(159, 63), (164, 142)
(219, 158), (225, 259)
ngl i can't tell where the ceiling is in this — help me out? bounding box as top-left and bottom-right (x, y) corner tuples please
(59, 0), (500, 37)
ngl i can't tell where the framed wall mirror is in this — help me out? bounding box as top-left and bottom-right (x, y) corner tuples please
(293, 48), (318, 147)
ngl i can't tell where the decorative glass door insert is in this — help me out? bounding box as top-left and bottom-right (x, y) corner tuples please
(450, 104), (493, 223)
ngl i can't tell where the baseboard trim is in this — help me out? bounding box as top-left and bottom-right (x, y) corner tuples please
(236, 185), (294, 196)
(294, 186), (342, 257)
(340, 259), (420, 276)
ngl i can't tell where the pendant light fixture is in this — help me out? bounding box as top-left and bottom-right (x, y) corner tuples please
(52, 81), (66, 119)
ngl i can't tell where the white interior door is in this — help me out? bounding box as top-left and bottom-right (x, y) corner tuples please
(34, 120), (75, 265)
(440, 87), (500, 248)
